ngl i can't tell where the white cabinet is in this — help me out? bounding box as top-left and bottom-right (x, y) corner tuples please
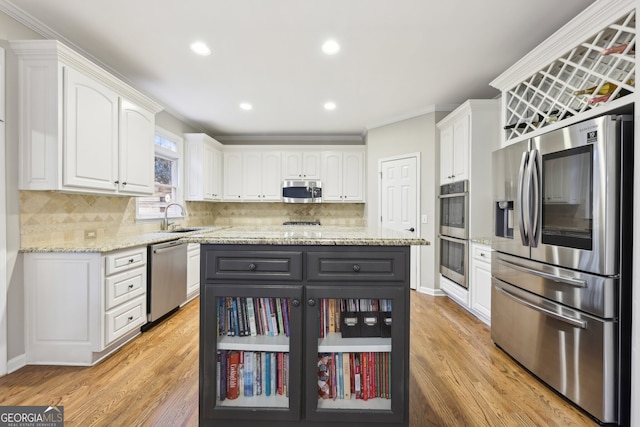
(470, 242), (492, 325)
(242, 151), (282, 201)
(185, 133), (223, 201)
(439, 115), (469, 183)
(24, 246), (147, 365)
(223, 150), (281, 201)
(320, 149), (365, 202)
(12, 40), (162, 196)
(186, 243), (200, 301)
(281, 150), (321, 179)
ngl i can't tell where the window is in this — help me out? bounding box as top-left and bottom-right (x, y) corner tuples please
(136, 127), (184, 220)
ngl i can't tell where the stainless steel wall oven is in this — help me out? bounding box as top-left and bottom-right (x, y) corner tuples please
(439, 180), (469, 288)
(491, 114), (633, 425)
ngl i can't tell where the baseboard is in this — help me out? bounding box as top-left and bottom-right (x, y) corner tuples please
(416, 286), (446, 297)
(7, 353), (26, 374)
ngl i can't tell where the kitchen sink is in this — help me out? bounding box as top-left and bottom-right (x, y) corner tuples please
(168, 227), (205, 233)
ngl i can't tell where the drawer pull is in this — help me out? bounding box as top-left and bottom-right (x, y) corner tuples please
(128, 258), (134, 264)
(128, 284), (134, 289)
(128, 316), (134, 321)
(352, 264), (361, 272)
(248, 263), (257, 271)
(292, 299), (300, 307)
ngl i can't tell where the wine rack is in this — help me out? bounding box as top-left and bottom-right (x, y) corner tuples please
(503, 9), (635, 141)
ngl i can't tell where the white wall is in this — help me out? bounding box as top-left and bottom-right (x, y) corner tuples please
(366, 109), (451, 295)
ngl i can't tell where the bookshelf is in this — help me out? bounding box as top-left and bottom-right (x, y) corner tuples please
(200, 245), (410, 427)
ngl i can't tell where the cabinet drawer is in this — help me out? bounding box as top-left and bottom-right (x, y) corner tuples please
(307, 251), (406, 282)
(473, 245), (492, 263)
(105, 266), (146, 310)
(204, 250), (302, 281)
(105, 295), (146, 345)
(105, 246), (147, 275)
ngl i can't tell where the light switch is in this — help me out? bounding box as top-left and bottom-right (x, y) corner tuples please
(421, 214), (428, 224)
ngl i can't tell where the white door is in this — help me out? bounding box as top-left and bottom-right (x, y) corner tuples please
(379, 154), (420, 289)
(0, 47), (6, 375)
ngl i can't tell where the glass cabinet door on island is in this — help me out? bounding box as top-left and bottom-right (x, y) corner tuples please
(201, 285), (303, 422)
(305, 287), (407, 425)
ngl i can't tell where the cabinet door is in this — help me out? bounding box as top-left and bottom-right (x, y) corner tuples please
(223, 152), (243, 200)
(470, 245), (492, 325)
(282, 151), (303, 179)
(210, 147), (222, 200)
(439, 126), (454, 183)
(451, 115), (470, 182)
(63, 66), (119, 192)
(342, 151), (364, 202)
(119, 99), (154, 195)
(304, 285), (407, 425)
(201, 284), (303, 423)
(242, 151), (263, 201)
(321, 151), (343, 201)
(261, 151), (282, 201)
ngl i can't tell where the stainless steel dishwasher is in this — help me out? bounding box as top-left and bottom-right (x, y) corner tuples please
(145, 240), (188, 329)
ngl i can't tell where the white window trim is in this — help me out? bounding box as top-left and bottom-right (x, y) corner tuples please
(136, 126), (184, 221)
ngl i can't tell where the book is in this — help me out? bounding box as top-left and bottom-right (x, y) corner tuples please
(265, 352), (271, 396)
(256, 351), (262, 396)
(354, 353), (361, 399)
(227, 351), (240, 400)
(329, 299), (336, 333)
(270, 353), (276, 397)
(246, 298), (257, 337)
(270, 298), (279, 336)
(281, 298), (290, 337)
(220, 350), (227, 401)
(244, 351), (253, 397)
(276, 298), (285, 336)
(343, 352), (351, 400)
(362, 352), (368, 401)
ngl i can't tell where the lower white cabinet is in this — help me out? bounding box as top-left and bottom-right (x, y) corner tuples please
(469, 242), (492, 325)
(186, 243), (200, 301)
(24, 246), (148, 365)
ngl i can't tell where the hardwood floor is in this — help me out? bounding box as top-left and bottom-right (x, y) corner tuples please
(0, 292), (596, 426)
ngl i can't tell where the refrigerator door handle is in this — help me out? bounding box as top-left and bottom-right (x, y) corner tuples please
(495, 257), (588, 288)
(495, 285), (587, 329)
(518, 150), (530, 246)
(528, 149), (542, 247)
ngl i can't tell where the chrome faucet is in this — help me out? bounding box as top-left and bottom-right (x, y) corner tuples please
(162, 202), (187, 231)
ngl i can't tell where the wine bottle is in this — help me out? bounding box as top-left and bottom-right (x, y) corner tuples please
(574, 79), (635, 96)
(503, 110), (559, 130)
(601, 42), (635, 56)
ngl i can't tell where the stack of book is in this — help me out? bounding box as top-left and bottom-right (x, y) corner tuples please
(217, 297), (291, 337)
(317, 352), (391, 401)
(217, 350), (289, 401)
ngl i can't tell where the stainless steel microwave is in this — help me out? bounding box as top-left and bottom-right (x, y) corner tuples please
(282, 180), (322, 203)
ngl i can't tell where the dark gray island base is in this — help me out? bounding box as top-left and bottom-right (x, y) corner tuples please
(199, 244), (412, 427)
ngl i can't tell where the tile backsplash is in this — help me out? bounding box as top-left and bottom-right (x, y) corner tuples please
(19, 191), (365, 246)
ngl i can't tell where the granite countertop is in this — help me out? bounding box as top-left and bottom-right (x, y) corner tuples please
(20, 226), (430, 253)
(470, 237), (493, 245)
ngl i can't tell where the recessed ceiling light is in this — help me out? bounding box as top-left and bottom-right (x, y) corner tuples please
(239, 103), (253, 111)
(190, 41), (211, 56)
(324, 102), (337, 111)
(322, 39), (340, 55)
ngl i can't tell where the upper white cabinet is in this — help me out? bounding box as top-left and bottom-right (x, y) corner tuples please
(439, 115), (470, 183)
(223, 151), (243, 200)
(321, 149), (365, 202)
(185, 133), (223, 201)
(281, 150), (321, 179)
(242, 151), (282, 201)
(11, 40), (162, 196)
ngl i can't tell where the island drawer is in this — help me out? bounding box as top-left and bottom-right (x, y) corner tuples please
(306, 250), (406, 282)
(203, 249), (303, 281)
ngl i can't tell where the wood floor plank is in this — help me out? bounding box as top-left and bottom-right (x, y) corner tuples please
(0, 292), (598, 426)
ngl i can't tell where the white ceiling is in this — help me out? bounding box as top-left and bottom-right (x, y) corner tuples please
(0, 0), (595, 137)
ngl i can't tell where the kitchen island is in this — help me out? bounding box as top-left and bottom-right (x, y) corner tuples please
(184, 226), (427, 427)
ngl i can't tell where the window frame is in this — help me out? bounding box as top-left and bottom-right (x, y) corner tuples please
(136, 126), (184, 221)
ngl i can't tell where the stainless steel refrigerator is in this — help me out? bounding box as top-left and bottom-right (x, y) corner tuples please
(491, 114), (633, 426)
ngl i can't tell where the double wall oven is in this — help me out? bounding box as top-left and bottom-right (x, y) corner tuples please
(439, 180), (469, 288)
(491, 114), (633, 425)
